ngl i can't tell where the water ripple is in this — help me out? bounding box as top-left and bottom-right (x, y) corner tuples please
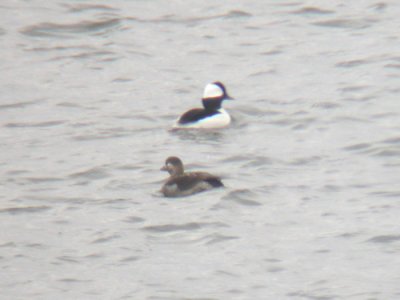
(69, 167), (110, 180)
(142, 222), (227, 233)
(313, 18), (378, 29)
(21, 18), (121, 38)
(367, 235), (400, 244)
(5, 120), (65, 128)
(292, 7), (335, 15)
(24, 177), (65, 184)
(336, 59), (372, 68)
(0, 101), (38, 110)
(288, 155), (322, 166)
(369, 191), (400, 198)
(0, 206), (51, 215)
(57, 256), (80, 264)
(127, 10), (251, 25)
(343, 143), (371, 152)
(343, 137), (400, 159)
(65, 3), (119, 13)
(312, 102), (341, 109)
(287, 291), (336, 300)
(203, 233), (239, 245)
(91, 234), (121, 244)
(72, 127), (141, 141)
(51, 50), (117, 61)
(0, 242), (16, 248)
(382, 136), (400, 145)
(119, 256), (140, 263)
(123, 216), (145, 224)
(221, 189), (262, 206)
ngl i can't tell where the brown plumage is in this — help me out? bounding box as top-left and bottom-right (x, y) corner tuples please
(160, 156), (224, 197)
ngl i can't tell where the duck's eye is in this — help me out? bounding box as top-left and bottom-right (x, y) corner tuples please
(167, 163), (173, 168)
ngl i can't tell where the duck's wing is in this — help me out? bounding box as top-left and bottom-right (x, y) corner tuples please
(166, 173), (222, 191)
(194, 172), (224, 187)
(162, 173), (223, 197)
(177, 108), (219, 125)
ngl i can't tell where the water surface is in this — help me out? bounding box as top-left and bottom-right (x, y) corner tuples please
(1, 1), (400, 299)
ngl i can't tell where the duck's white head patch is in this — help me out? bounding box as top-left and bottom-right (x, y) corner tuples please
(203, 83), (223, 99)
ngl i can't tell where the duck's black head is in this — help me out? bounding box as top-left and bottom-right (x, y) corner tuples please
(202, 82), (233, 111)
(161, 156), (184, 176)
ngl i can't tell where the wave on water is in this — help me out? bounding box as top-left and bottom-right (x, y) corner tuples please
(0, 205), (51, 215)
(64, 4), (119, 13)
(5, 120), (66, 128)
(291, 7), (335, 15)
(367, 235), (400, 244)
(220, 189), (262, 207)
(69, 166), (110, 180)
(343, 136), (400, 158)
(141, 222), (228, 233)
(126, 9), (252, 25)
(313, 18), (378, 29)
(0, 101), (38, 110)
(21, 18), (121, 38)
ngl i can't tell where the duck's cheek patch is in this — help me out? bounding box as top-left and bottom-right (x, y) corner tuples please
(203, 83), (223, 98)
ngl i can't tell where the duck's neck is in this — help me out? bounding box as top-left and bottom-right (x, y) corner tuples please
(170, 165), (184, 177)
(202, 98), (223, 111)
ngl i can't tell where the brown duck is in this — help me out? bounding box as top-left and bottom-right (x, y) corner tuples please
(161, 156), (224, 197)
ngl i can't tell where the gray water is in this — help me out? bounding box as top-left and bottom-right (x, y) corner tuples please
(1, 1), (400, 299)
